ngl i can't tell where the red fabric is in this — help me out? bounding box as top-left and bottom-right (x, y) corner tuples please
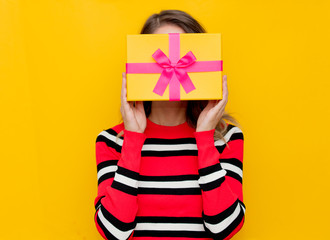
(94, 118), (245, 240)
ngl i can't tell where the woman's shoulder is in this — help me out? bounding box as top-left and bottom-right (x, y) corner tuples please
(213, 123), (244, 155)
(217, 122), (244, 145)
(97, 122), (124, 135)
(226, 123), (244, 139)
(95, 122), (125, 148)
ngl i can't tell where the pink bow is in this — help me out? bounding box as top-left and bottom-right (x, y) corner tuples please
(152, 48), (196, 96)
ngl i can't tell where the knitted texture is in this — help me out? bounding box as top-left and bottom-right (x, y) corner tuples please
(94, 118), (245, 240)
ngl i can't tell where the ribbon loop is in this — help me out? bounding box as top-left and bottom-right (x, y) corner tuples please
(152, 49), (172, 68)
(176, 51), (197, 68)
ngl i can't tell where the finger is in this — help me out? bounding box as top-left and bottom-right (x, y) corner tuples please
(121, 72), (127, 104)
(213, 75), (228, 111)
(204, 100), (216, 111)
(129, 101), (134, 109)
(216, 108), (225, 120)
(136, 101), (145, 113)
(214, 97), (226, 114)
(222, 75), (228, 101)
(121, 72), (132, 114)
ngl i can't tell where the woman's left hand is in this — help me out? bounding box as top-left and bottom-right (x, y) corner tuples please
(196, 75), (228, 132)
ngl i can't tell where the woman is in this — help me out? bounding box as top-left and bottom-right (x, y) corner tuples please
(94, 10), (246, 240)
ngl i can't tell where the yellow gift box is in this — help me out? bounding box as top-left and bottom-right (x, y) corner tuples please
(126, 33), (222, 101)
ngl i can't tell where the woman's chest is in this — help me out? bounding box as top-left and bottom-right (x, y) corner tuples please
(136, 151), (202, 216)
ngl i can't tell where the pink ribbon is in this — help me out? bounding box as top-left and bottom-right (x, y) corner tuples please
(126, 33), (223, 101)
(152, 48), (196, 97)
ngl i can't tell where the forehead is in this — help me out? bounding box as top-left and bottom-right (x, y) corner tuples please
(153, 24), (186, 34)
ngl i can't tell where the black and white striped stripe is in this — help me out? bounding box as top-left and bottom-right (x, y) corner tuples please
(97, 160), (118, 185)
(198, 163), (227, 191)
(96, 129), (198, 157)
(96, 203), (136, 240)
(203, 199), (246, 239)
(142, 138), (197, 157)
(138, 174), (201, 195)
(97, 125), (243, 158)
(220, 158), (243, 183)
(96, 129), (123, 153)
(111, 166), (140, 196)
(215, 125), (244, 153)
(94, 195), (104, 211)
(97, 159), (202, 195)
(133, 216), (209, 238)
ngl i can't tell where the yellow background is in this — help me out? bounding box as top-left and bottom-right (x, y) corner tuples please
(1, 0), (329, 239)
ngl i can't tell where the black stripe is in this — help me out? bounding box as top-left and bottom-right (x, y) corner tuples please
(96, 135), (122, 153)
(98, 204), (136, 231)
(94, 196), (105, 210)
(199, 177), (225, 191)
(226, 124), (236, 131)
(229, 132), (244, 141)
(239, 199), (246, 212)
(215, 132), (243, 154)
(142, 149), (197, 157)
(215, 132), (243, 146)
(97, 160), (119, 172)
(133, 230), (209, 238)
(105, 128), (123, 138)
(219, 158), (243, 183)
(144, 137), (196, 145)
(98, 172), (115, 185)
(224, 125), (243, 141)
(96, 211), (121, 240)
(135, 216), (204, 224)
(220, 158), (242, 170)
(202, 199), (240, 224)
(204, 203), (245, 239)
(215, 145), (226, 154)
(199, 163), (222, 176)
(139, 174), (199, 181)
(225, 170), (242, 183)
(138, 187), (201, 195)
(111, 181), (138, 196)
(116, 166), (140, 180)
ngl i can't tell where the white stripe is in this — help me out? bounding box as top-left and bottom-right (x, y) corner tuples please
(99, 131), (123, 146)
(142, 144), (197, 151)
(241, 203), (246, 213)
(135, 222), (205, 231)
(97, 208), (132, 239)
(214, 127), (242, 146)
(97, 165), (118, 180)
(198, 169), (227, 185)
(138, 180), (199, 188)
(204, 201), (242, 234)
(114, 172), (138, 189)
(99, 131), (198, 151)
(220, 163), (243, 178)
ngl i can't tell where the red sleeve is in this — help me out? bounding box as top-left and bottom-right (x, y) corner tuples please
(194, 125), (246, 240)
(94, 127), (146, 240)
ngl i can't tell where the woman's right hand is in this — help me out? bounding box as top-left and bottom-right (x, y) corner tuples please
(120, 72), (147, 133)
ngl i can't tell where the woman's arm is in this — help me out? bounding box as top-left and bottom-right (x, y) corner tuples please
(94, 128), (146, 240)
(194, 126), (245, 240)
(93, 71), (147, 239)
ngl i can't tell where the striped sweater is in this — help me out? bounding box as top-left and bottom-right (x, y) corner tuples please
(94, 118), (246, 240)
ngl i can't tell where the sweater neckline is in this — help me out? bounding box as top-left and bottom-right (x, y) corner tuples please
(146, 118), (190, 130)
